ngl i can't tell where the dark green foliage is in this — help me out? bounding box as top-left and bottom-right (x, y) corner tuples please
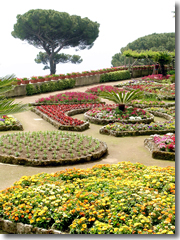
(121, 33), (175, 52)
(169, 74), (175, 83)
(111, 33), (175, 67)
(167, 70), (175, 75)
(12, 9), (100, 74)
(35, 52), (83, 71)
(153, 52), (172, 76)
(100, 70), (131, 83)
(26, 78), (76, 96)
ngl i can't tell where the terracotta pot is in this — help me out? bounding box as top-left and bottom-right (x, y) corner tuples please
(30, 79), (38, 83)
(21, 80), (29, 84)
(38, 78), (45, 82)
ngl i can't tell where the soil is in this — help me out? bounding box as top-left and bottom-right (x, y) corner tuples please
(0, 131), (107, 166)
(0, 78), (175, 192)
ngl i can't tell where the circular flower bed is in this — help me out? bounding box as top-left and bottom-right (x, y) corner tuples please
(128, 100), (175, 108)
(158, 84), (175, 100)
(99, 106), (175, 138)
(0, 131), (107, 166)
(35, 92), (101, 105)
(84, 105), (154, 125)
(144, 133), (175, 161)
(145, 107), (175, 119)
(100, 120), (175, 137)
(0, 115), (23, 131)
(0, 162), (175, 234)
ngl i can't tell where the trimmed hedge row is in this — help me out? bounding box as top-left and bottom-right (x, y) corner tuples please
(100, 70), (131, 83)
(26, 78), (76, 96)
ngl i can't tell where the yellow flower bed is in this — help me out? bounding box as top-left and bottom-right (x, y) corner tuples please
(0, 162), (175, 234)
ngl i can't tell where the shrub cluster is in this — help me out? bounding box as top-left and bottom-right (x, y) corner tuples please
(100, 70), (131, 83)
(26, 78), (75, 96)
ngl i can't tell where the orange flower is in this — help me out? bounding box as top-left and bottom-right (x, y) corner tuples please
(15, 217), (19, 221)
(28, 214), (32, 219)
(79, 212), (85, 216)
(164, 218), (171, 223)
(21, 215), (24, 218)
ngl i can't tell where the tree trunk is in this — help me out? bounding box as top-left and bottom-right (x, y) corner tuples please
(160, 64), (166, 76)
(49, 55), (56, 75)
(118, 104), (125, 111)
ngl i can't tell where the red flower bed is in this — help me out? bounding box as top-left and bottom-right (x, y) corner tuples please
(142, 74), (171, 80)
(36, 92), (100, 104)
(36, 103), (104, 126)
(85, 85), (126, 95)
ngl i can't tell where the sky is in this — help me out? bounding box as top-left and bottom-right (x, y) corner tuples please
(0, 0), (175, 78)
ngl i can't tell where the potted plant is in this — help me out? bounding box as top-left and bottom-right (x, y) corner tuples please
(59, 74), (66, 79)
(14, 78), (22, 85)
(71, 72), (78, 78)
(44, 75), (52, 81)
(66, 73), (72, 78)
(21, 77), (29, 84)
(37, 76), (45, 82)
(30, 76), (38, 83)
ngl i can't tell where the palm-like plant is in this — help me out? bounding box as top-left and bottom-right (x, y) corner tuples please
(0, 74), (29, 117)
(99, 89), (143, 111)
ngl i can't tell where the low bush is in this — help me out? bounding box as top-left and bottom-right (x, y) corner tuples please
(26, 78), (76, 96)
(100, 70), (131, 83)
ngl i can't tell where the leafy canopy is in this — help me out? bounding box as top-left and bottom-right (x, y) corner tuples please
(12, 9), (100, 52)
(34, 52), (83, 70)
(111, 32), (175, 67)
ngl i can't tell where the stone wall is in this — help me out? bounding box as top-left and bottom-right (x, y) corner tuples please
(4, 70), (153, 98)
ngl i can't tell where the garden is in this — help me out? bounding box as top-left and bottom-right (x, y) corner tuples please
(0, 73), (175, 234)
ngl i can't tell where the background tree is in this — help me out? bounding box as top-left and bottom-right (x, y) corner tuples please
(111, 32), (175, 67)
(34, 52), (83, 71)
(122, 50), (174, 76)
(0, 75), (29, 116)
(153, 51), (172, 76)
(12, 9), (100, 74)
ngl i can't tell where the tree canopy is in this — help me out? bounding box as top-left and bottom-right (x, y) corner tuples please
(34, 52), (83, 71)
(111, 32), (175, 67)
(12, 9), (100, 74)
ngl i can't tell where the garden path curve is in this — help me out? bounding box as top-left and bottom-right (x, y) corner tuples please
(0, 78), (175, 191)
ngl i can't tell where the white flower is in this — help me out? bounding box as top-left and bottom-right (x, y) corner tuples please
(129, 116), (135, 120)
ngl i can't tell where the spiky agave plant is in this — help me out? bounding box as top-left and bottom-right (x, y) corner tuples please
(99, 89), (143, 111)
(0, 74), (29, 116)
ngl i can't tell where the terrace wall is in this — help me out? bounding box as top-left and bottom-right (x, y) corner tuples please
(4, 70), (152, 98)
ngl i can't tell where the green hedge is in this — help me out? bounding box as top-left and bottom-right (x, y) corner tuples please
(26, 78), (76, 96)
(100, 70), (131, 83)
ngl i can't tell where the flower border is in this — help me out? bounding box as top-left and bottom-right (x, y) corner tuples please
(144, 137), (175, 161)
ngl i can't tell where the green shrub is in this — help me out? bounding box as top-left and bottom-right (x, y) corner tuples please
(169, 74), (175, 83)
(167, 70), (175, 75)
(26, 84), (37, 96)
(100, 70), (131, 83)
(26, 78), (76, 96)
